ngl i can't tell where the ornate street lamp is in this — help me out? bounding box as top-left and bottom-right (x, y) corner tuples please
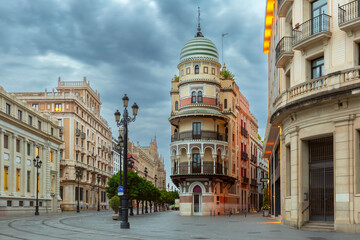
(97, 175), (101, 211)
(75, 169), (83, 213)
(33, 155), (42, 216)
(116, 130), (124, 220)
(127, 156), (135, 216)
(114, 94), (139, 229)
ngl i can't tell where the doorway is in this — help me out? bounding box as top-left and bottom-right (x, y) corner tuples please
(309, 136), (334, 221)
(193, 185), (202, 215)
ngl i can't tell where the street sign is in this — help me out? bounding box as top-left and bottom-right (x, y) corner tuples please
(260, 178), (270, 182)
(118, 186), (124, 196)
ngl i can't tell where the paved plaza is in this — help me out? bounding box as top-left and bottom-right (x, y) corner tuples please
(0, 211), (359, 240)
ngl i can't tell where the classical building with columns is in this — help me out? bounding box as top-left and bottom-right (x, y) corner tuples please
(12, 78), (112, 211)
(0, 86), (62, 215)
(263, 0), (360, 232)
(169, 20), (260, 216)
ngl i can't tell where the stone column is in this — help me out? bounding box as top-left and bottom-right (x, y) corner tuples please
(10, 134), (17, 196)
(187, 154), (191, 174)
(212, 154), (217, 174)
(288, 127), (299, 224)
(176, 156), (180, 174)
(21, 138), (27, 197)
(333, 116), (354, 228)
(200, 154), (204, 173)
(33, 142), (37, 198)
(0, 129), (5, 195)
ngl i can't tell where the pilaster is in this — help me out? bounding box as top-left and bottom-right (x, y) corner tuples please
(0, 129), (5, 195)
(10, 133), (17, 196)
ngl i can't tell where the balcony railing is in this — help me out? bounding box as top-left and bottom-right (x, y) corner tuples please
(293, 14), (331, 48)
(59, 127), (64, 134)
(171, 131), (226, 142)
(173, 162), (228, 175)
(241, 177), (249, 185)
(251, 155), (257, 163)
(76, 128), (81, 136)
(251, 179), (257, 186)
(241, 127), (248, 138)
(241, 152), (248, 161)
(81, 132), (86, 139)
(339, 0), (360, 25)
(275, 36), (294, 68)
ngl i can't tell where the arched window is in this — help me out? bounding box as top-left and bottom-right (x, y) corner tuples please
(191, 91), (197, 103)
(225, 127), (228, 141)
(175, 101), (178, 110)
(195, 65), (199, 74)
(174, 129), (178, 140)
(197, 91), (203, 103)
(224, 99), (228, 109)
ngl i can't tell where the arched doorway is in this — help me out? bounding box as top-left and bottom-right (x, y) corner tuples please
(193, 185), (202, 215)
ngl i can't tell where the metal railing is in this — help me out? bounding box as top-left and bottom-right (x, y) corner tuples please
(293, 14), (331, 46)
(241, 152), (248, 161)
(241, 127), (248, 137)
(76, 128), (81, 136)
(241, 177), (249, 185)
(251, 155), (257, 163)
(251, 179), (257, 186)
(172, 162), (228, 175)
(171, 131), (226, 142)
(275, 36), (293, 63)
(339, 0), (360, 25)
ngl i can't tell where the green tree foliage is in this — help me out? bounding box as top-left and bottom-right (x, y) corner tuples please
(220, 68), (235, 80)
(262, 187), (270, 210)
(172, 74), (179, 81)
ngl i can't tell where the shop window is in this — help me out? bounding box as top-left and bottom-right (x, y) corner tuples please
(16, 169), (20, 192)
(4, 167), (8, 191)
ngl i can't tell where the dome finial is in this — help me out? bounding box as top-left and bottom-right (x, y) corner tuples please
(195, 6), (204, 37)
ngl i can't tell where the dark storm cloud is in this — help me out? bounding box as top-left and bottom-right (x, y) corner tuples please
(0, 0), (268, 186)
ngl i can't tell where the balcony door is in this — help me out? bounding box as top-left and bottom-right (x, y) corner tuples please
(192, 153), (201, 173)
(192, 122), (201, 139)
(311, 0), (328, 34)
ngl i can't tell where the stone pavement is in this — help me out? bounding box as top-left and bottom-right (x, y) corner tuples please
(0, 210), (359, 240)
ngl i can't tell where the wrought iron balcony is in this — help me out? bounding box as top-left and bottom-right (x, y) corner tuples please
(278, 0), (293, 17)
(339, 0), (360, 32)
(241, 127), (248, 138)
(173, 162), (227, 175)
(81, 132), (86, 139)
(292, 14), (331, 50)
(171, 131), (226, 142)
(241, 151), (248, 161)
(76, 128), (81, 136)
(275, 36), (294, 68)
(241, 176), (249, 185)
(251, 155), (257, 163)
(251, 179), (258, 186)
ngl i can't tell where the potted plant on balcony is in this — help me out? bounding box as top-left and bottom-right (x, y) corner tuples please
(110, 195), (120, 220)
(261, 187), (270, 217)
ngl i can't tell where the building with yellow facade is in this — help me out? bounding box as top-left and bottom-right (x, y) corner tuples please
(169, 18), (262, 216)
(263, 0), (360, 232)
(12, 78), (112, 211)
(0, 86), (62, 214)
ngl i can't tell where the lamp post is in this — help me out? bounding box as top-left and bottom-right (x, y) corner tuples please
(116, 129), (124, 220)
(144, 167), (148, 213)
(75, 169), (83, 213)
(114, 94), (139, 229)
(154, 174), (158, 212)
(33, 156), (42, 216)
(97, 175), (101, 211)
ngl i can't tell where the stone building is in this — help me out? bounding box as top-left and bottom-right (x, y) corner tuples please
(0, 86), (62, 214)
(256, 139), (268, 210)
(263, 0), (360, 232)
(112, 138), (121, 175)
(128, 137), (166, 190)
(12, 78), (112, 211)
(169, 18), (260, 216)
(248, 113), (259, 210)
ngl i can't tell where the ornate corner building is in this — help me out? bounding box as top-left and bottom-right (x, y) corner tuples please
(263, 0), (360, 232)
(169, 22), (262, 216)
(12, 78), (113, 211)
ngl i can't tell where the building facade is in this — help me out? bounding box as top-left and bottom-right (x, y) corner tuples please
(169, 21), (261, 216)
(263, 0), (360, 232)
(112, 138), (121, 175)
(128, 137), (166, 190)
(256, 139), (268, 210)
(12, 78), (112, 211)
(0, 86), (62, 214)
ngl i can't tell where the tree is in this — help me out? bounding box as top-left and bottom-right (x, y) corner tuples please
(109, 196), (120, 214)
(220, 68), (235, 80)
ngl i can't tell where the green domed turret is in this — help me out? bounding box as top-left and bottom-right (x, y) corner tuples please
(180, 36), (219, 63)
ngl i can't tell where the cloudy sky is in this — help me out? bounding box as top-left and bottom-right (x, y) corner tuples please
(0, 0), (268, 186)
